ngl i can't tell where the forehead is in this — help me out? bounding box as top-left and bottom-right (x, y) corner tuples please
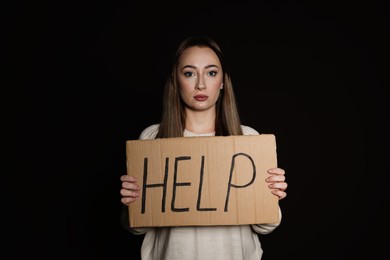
(179, 46), (221, 66)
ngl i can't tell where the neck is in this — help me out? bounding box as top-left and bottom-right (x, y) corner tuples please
(184, 109), (215, 134)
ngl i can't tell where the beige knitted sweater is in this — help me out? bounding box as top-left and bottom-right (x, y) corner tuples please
(128, 124), (282, 260)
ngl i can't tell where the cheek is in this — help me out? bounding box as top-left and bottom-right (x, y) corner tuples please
(209, 81), (222, 93)
(178, 82), (191, 99)
(211, 81), (221, 89)
(178, 79), (194, 93)
(209, 75), (223, 88)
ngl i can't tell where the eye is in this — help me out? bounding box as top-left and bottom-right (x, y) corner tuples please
(184, 71), (194, 77)
(208, 71), (217, 77)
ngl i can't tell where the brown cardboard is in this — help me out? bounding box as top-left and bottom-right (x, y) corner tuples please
(126, 134), (279, 228)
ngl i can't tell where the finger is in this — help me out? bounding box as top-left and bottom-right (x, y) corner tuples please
(120, 175), (138, 182)
(265, 175), (285, 183)
(120, 188), (140, 198)
(268, 182), (288, 191)
(271, 189), (287, 200)
(121, 196), (138, 206)
(267, 168), (285, 175)
(122, 181), (140, 191)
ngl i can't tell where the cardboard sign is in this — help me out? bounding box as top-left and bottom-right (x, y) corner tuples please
(126, 134), (279, 227)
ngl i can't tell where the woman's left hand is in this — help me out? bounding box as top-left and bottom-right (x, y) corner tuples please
(266, 168), (287, 200)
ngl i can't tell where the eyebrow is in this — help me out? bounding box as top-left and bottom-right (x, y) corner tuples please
(182, 64), (219, 70)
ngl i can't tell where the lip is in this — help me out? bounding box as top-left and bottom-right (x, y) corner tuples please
(194, 94), (208, 101)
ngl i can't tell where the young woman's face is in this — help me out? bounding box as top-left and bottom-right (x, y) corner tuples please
(177, 46), (223, 112)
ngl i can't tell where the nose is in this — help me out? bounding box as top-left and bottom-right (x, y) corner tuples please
(195, 76), (206, 90)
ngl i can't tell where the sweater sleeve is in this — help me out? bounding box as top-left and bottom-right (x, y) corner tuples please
(139, 123), (160, 140)
(241, 125), (260, 135)
(250, 206), (282, 234)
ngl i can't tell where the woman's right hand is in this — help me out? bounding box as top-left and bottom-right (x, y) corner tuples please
(120, 175), (140, 206)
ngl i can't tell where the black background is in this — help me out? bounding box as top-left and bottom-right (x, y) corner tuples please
(7, 1), (389, 259)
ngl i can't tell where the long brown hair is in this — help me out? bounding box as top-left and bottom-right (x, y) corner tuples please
(156, 35), (243, 138)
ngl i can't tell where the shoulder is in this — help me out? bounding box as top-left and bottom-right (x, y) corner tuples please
(139, 124), (160, 140)
(241, 125), (260, 135)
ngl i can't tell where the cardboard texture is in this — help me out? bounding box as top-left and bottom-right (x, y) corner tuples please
(126, 134), (279, 228)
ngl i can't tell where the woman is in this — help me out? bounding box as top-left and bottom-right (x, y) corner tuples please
(120, 35), (287, 259)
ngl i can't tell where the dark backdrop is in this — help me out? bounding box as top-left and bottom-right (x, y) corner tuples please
(8, 1), (389, 260)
